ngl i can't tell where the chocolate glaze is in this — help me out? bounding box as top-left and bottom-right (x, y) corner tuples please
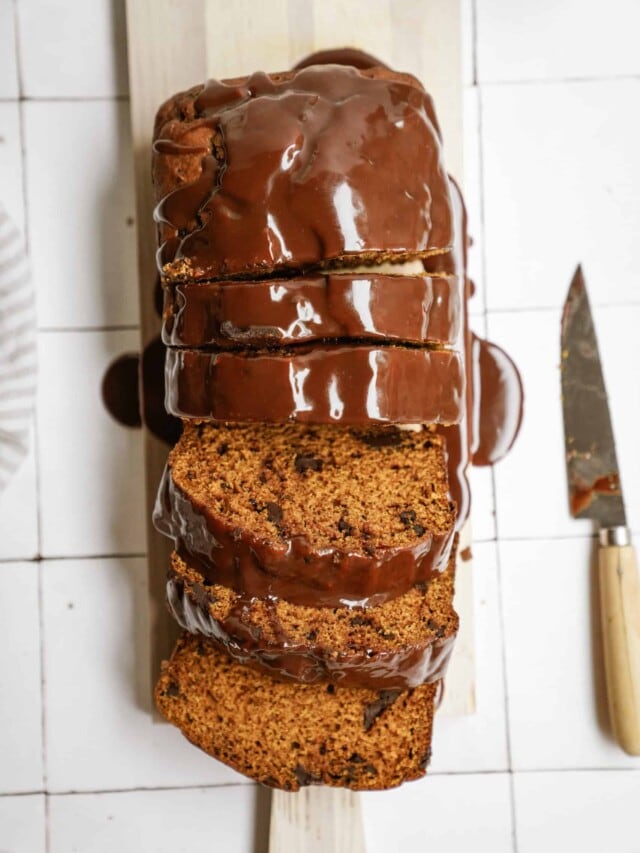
(294, 48), (389, 71)
(153, 65), (453, 279)
(471, 334), (524, 467)
(162, 273), (461, 348)
(165, 344), (464, 425)
(101, 354), (141, 428)
(166, 574), (456, 690)
(153, 465), (455, 608)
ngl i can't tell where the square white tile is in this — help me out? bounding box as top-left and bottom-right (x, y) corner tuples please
(48, 786), (263, 853)
(477, 0), (640, 83)
(0, 435), (39, 560)
(37, 330), (145, 557)
(0, 101), (25, 232)
(0, 794), (45, 853)
(431, 541), (508, 773)
(42, 556), (247, 792)
(24, 101), (139, 329)
(0, 562), (43, 793)
(362, 772), (514, 853)
(490, 306), (640, 541)
(481, 79), (640, 311)
(16, 0), (128, 97)
(0, 0), (19, 98)
(514, 770), (640, 853)
(500, 536), (640, 771)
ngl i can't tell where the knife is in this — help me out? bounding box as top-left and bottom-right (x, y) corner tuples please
(561, 265), (640, 755)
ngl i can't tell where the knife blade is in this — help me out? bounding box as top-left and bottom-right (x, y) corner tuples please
(561, 265), (640, 756)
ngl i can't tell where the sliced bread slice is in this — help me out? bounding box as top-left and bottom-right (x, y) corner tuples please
(155, 633), (440, 791)
(154, 422), (456, 608)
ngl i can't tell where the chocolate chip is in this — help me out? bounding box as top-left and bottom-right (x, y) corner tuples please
(418, 748), (432, 770)
(217, 442), (229, 456)
(306, 629), (318, 642)
(359, 430), (404, 448)
(422, 439), (433, 449)
(363, 690), (401, 732)
(262, 776), (280, 788)
(364, 764), (378, 775)
(294, 452), (323, 473)
(164, 681), (180, 698)
(349, 615), (367, 627)
(291, 741), (301, 749)
(337, 517), (354, 536)
(348, 753), (366, 764)
(326, 683), (336, 694)
(265, 502), (283, 523)
(412, 523), (426, 537)
(400, 510), (417, 526)
(293, 765), (318, 787)
(319, 743), (327, 755)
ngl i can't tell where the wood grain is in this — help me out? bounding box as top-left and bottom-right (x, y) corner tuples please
(598, 542), (640, 755)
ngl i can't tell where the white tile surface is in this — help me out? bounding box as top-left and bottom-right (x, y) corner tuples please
(477, 0), (640, 83)
(482, 79), (640, 311)
(16, 0), (128, 97)
(362, 772), (514, 853)
(42, 556), (246, 792)
(0, 794), (46, 853)
(490, 306), (640, 541)
(37, 330), (145, 557)
(0, 562), (43, 793)
(0, 0), (19, 98)
(431, 541), (508, 772)
(0, 436), (38, 560)
(500, 536), (640, 771)
(48, 786), (263, 853)
(514, 770), (640, 853)
(24, 101), (139, 329)
(0, 101), (25, 232)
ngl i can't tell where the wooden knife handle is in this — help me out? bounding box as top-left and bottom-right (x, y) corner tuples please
(598, 532), (640, 755)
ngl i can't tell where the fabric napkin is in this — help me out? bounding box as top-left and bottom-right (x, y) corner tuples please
(0, 204), (36, 493)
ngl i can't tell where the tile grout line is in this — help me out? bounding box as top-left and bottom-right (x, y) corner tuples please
(12, 6), (50, 850)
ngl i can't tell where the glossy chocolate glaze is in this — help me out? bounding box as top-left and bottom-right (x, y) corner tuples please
(162, 272), (461, 348)
(294, 48), (389, 71)
(153, 465), (455, 608)
(165, 344), (464, 425)
(166, 573), (457, 690)
(153, 65), (453, 279)
(470, 333), (524, 467)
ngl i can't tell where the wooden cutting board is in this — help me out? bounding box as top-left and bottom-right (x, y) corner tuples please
(126, 1), (470, 847)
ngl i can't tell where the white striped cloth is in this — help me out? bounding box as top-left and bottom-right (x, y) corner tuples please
(0, 204), (36, 492)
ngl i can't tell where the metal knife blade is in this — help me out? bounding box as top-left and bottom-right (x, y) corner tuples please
(561, 266), (626, 528)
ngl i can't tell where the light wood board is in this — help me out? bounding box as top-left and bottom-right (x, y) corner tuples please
(126, 0), (468, 848)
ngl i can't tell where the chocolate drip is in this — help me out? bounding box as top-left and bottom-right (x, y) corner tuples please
(165, 344), (464, 425)
(153, 65), (453, 279)
(471, 334), (524, 467)
(153, 466), (455, 609)
(162, 273), (461, 348)
(166, 576), (457, 690)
